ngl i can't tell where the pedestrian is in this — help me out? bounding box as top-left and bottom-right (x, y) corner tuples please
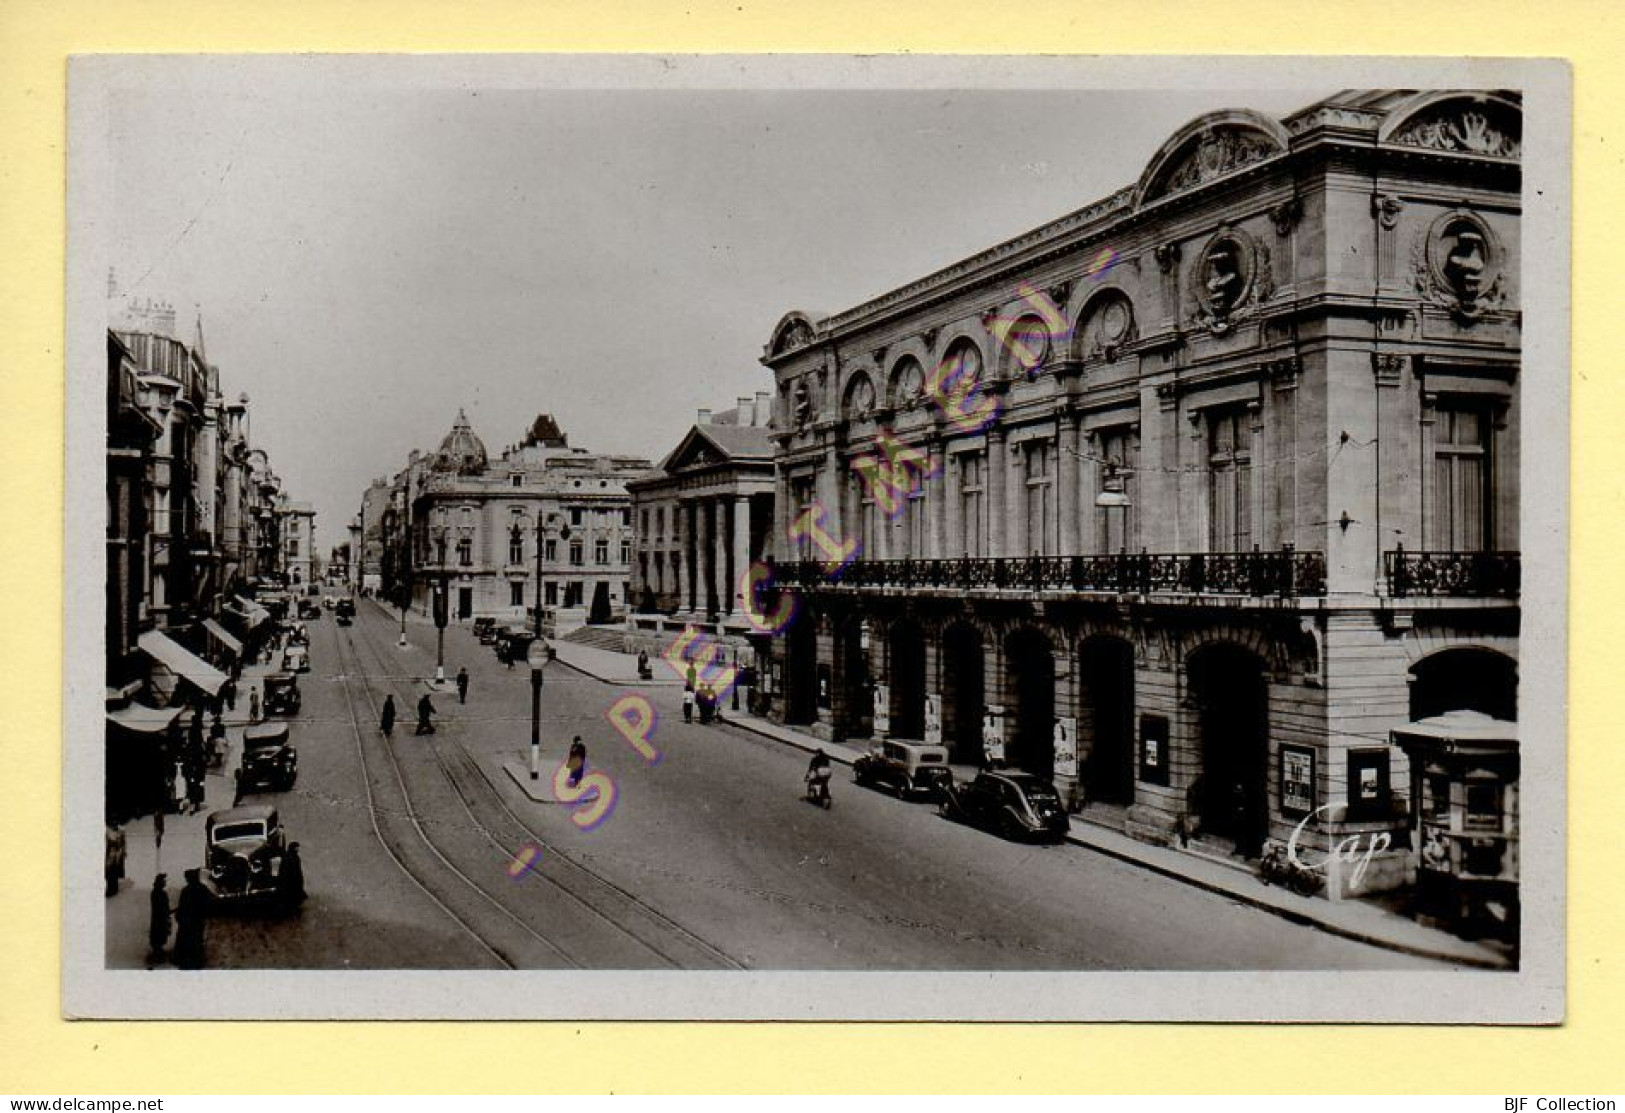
(147, 873), (171, 963)
(222, 676), (237, 713)
(637, 649), (651, 680)
(152, 805), (165, 856)
(172, 869), (208, 970)
(184, 757), (205, 815)
(415, 693), (436, 735)
(456, 667), (469, 705)
(249, 686), (261, 724)
(685, 663), (697, 691)
(105, 822), (126, 897)
(682, 684), (695, 724)
(566, 737), (587, 788)
(278, 842), (307, 912)
(380, 694), (396, 738)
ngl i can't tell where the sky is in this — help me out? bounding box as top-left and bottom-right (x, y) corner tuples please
(102, 65), (1330, 549)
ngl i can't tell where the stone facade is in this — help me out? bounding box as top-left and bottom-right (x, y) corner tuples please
(758, 90), (1523, 899)
(405, 411), (651, 629)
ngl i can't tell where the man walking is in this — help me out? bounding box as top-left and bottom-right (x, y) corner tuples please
(380, 694), (396, 739)
(147, 873), (171, 964)
(248, 686), (261, 724)
(456, 667), (469, 705)
(415, 692), (437, 735)
(172, 870), (208, 970)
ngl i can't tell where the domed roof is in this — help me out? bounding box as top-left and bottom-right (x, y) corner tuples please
(432, 409), (489, 475)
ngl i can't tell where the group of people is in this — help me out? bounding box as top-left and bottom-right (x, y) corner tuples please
(144, 847), (306, 970)
(377, 668), (467, 739)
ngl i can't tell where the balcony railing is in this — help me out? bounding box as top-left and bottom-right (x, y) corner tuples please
(1384, 547), (1520, 599)
(773, 547), (1328, 599)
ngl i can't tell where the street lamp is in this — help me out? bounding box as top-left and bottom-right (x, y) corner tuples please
(527, 635), (552, 780)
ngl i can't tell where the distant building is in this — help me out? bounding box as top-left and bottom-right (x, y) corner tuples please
(625, 394), (776, 651)
(401, 410), (651, 629)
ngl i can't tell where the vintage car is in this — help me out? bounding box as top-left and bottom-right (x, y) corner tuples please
(297, 599), (322, 621)
(263, 672), (302, 716)
(939, 770), (1070, 844)
(472, 616), (498, 644)
(281, 645), (310, 673)
(853, 739), (954, 800)
(204, 804), (288, 900)
(237, 721), (298, 793)
(495, 627), (536, 665)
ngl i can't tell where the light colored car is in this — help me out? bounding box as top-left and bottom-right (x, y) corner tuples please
(281, 645), (309, 673)
(853, 739), (954, 800)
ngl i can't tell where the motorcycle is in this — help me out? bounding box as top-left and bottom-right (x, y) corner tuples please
(804, 765), (833, 809)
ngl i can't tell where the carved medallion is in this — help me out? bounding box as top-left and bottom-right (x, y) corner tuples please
(1412, 210), (1505, 323)
(1191, 227), (1259, 334)
(1158, 127), (1281, 199)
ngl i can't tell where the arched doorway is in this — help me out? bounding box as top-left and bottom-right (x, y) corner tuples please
(1187, 643), (1270, 857)
(784, 608), (818, 726)
(836, 616), (872, 741)
(1005, 627), (1055, 778)
(1079, 636), (1136, 807)
(941, 623), (984, 764)
(1409, 648), (1518, 721)
(888, 620), (927, 739)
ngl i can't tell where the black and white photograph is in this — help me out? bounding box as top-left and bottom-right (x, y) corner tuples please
(64, 55), (1569, 1022)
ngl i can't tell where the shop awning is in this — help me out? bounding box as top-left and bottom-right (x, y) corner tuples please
(202, 618), (243, 656)
(105, 701), (183, 736)
(137, 629), (227, 697)
(232, 595), (272, 629)
(1390, 710), (1518, 756)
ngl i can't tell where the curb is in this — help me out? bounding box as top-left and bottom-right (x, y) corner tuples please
(554, 648), (1507, 971)
(720, 711), (1505, 970)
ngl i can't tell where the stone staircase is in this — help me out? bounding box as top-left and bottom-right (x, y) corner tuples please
(562, 625), (629, 654)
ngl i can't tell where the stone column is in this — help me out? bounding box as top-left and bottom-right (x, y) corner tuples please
(731, 494), (751, 614)
(686, 500), (699, 612)
(713, 498), (729, 615)
(696, 498), (713, 614)
(941, 442), (960, 559)
(1058, 414), (1080, 556)
(986, 428), (1007, 558)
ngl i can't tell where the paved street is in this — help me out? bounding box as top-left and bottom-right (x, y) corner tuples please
(109, 598), (1452, 971)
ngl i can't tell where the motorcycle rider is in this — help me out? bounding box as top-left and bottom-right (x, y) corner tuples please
(805, 748), (832, 804)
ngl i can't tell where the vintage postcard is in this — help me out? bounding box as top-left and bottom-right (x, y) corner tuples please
(63, 54), (1569, 1021)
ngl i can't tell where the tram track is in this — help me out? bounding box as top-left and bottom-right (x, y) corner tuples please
(336, 605), (744, 970)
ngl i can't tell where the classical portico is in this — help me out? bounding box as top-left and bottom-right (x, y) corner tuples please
(627, 399), (776, 627)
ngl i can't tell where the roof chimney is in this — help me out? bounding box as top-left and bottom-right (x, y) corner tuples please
(697, 408), (711, 425)
(754, 391), (770, 427)
(736, 397), (752, 422)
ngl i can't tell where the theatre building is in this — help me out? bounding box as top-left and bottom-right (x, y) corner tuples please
(760, 90), (1522, 897)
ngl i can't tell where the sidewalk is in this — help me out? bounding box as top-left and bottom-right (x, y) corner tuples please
(554, 641), (1513, 971)
(550, 638), (686, 688)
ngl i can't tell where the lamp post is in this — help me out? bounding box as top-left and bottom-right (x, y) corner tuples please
(527, 635), (551, 780)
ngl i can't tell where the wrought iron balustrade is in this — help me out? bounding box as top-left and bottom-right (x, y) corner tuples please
(1384, 547), (1520, 599)
(770, 546), (1327, 598)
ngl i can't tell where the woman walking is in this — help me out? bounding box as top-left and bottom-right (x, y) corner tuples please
(380, 694), (396, 739)
(146, 873), (171, 964)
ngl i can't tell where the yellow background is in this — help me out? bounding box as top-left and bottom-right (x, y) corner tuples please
(1, 0), (1618, 1094)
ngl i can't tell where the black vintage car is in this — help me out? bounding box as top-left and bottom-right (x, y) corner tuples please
(472, 616), (498, 644)
(940, 770), (1070, 844)
(204, 805), (288, 900)
(263, 672), (302, 716)
(495, 627), (536, 665)
(334, 598), (355, 622)
(237, 722), (298, 793)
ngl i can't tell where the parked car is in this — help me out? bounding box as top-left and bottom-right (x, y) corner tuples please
(263, 672), (302, 716)
(298, 600), (322, 621)
(472, 617), (498, 644)
(237, 722), (298, 793)
(853, 739), (954, 800)
(204, 805), (288, 900)
(281, 645), (310, 673)
(940, 770), (1069, 843)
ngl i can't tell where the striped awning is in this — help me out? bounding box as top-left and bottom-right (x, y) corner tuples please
(232, 595), (272, 629)
(203, 618), (243, 656)
(137, 630), (226, 697)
